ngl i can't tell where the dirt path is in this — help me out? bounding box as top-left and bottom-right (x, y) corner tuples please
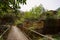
(6, 26), (29, 40)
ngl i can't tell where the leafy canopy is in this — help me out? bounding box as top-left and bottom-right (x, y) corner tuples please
(0, 0), (26, 17)
(0, 0), (26, 12)
(24, 5), (45, 21)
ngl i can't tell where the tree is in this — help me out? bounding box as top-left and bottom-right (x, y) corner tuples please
(57, 8), (60, 19)
(0, 0), (26, 10)
(30, 5), (44, 19)
(46, 10), (57, 19)
(0, 0), (27, 25)
(24, 5), (45, 21)
(43, 10), (58, 34)
(0, 0), (26, 16)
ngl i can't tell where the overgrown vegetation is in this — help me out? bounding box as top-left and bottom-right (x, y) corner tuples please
(0, 0), (60, 40)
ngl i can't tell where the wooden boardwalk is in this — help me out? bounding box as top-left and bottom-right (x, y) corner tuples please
(7, 26), (29, 40)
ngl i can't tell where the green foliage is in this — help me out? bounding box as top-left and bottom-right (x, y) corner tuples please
(15, 17), (25, 25)
(57, 8), (60, 19)
(52, 34), (60, 40)
(0, 0), (27, 24)
(0, 0), (26, 9)
(0, 37), (4, 40)
(24, 5), (44, 21)
(46, 10), (57, 19)
(0, 0), (26, 17)
(0, 1), (60, 40)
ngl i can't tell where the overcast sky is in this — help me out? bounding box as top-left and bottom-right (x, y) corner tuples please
(20, 0), (60, 11)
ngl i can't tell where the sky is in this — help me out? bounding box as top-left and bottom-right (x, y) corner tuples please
(20, 0), (60, 11)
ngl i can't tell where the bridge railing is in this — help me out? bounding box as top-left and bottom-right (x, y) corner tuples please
(0, 25), (11, 39)
(0, 25), (54, 40)
(22, 27), (54, 40)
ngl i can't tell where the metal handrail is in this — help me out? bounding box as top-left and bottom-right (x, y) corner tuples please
(23, 27), (54, 40)
(0, 25), (11, 38)
(0, 25), (54, 40)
